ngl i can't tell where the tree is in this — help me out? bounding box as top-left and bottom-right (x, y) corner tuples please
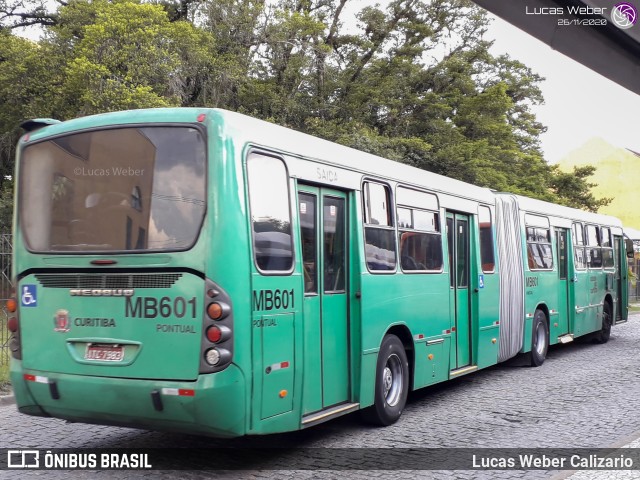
(0, 0), (60, 30)
(54, 1), (217, 117)
(0, 0), (612, 214)
(0, 31), (60, 184)
(548, 165), (612, 213)
(0, 179), (13, 232)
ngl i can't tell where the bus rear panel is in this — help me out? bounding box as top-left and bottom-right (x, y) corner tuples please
(10, 110), (247, 437)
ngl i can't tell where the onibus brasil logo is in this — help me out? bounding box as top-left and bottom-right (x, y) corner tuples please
(611, 2), (638, 29)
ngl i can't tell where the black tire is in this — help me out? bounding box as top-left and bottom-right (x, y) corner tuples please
(530, 309), (549, 367)
(361, 334), (409, 426)
(593, 302), (613, 344)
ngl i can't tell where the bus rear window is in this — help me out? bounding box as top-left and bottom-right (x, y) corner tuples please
(19, 126), (206, 252)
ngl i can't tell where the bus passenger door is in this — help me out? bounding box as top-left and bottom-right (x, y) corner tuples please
(555, 228), (570, 335)
(571, 224), (590, 336)
(614, 235), (628, 321)
(298, 186), (349, 414)
(446, 212), (471, 369)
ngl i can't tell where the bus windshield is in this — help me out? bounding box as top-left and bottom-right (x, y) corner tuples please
(19, 126), (206, 252)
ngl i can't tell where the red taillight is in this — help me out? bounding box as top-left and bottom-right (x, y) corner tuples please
(197, 113), (206, 122)
(206, 325), (222, 343)
(201, 279), (233, 373)
(7, 289), (21, 360)
(7, 316), (18, 333)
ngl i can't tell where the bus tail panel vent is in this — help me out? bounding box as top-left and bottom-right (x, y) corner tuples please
(35, 273), (183, 289)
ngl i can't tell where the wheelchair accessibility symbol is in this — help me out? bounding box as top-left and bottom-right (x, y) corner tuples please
(21, 284), (37, 307)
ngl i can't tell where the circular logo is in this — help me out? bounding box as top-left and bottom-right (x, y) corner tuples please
(54, 309), (70, 332)
(611, 2), (638, 29)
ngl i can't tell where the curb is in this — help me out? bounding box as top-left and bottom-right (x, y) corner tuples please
(0, 390), (15, 405)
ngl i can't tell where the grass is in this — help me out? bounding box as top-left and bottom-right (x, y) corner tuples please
(0, 315), (11, 394)
(0, 361), (9, 395)
(629, 304), (640, 313)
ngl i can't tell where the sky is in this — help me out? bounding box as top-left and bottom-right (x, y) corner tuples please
(485, 13), (640, 164)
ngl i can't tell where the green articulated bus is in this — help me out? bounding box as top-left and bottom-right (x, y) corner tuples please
(6, 108), (633, 437)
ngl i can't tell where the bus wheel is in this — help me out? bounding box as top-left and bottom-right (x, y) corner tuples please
(530, 309), (549, 367)
(593, 303), (613, 344)
(362, 334), (409, 426)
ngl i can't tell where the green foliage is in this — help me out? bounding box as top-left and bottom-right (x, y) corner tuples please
(0, 31), (59, 180)
(0, 360), (9, 391)
(0, 0), (611, 215)
(56, 1), (216, 116)
(0, 180), (13, 232)
(548, 165), (612, 213)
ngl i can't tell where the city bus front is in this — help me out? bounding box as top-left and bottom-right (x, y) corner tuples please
(7, 109), (248, 437)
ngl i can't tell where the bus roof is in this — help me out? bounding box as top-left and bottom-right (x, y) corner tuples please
(20, 107), (625, 226)
(500, 192), (623, 229)
(214, 109), (496, 205)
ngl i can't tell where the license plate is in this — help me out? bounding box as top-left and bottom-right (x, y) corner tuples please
(84, 344), (124, 362)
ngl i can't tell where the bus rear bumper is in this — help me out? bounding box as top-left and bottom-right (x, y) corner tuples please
(11, 360), (247, 438)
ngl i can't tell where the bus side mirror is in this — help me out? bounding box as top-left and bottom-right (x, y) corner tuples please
(625, 238), (635, 258)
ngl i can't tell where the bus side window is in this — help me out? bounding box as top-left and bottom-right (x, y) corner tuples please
(586, 224), (602, 269)
(601, 227), (614, 268)
(396, 187), (442, 273)
(299, 193), (318, 293)
(478, 205), (495, 273)
(363, 181), (396, 271)
(573, 222), (586, 269)
(247, 153), (294, 273)
(525, 214), (552, 270)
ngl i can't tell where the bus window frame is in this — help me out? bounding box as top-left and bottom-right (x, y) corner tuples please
(525, 214), (553, 271)
(601, 226), (615, 269)
(396, 185), (443, 274)
(298, 190), (319, 295)
(322, 194), (347, 293)
(362, 178), (397, 274)
(18, 122), (209, 255)
(572, 222), (587, 271)
(585, 224), (603, 270)
(478, 204), (496, 274)
(246, 149), (295, 276)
